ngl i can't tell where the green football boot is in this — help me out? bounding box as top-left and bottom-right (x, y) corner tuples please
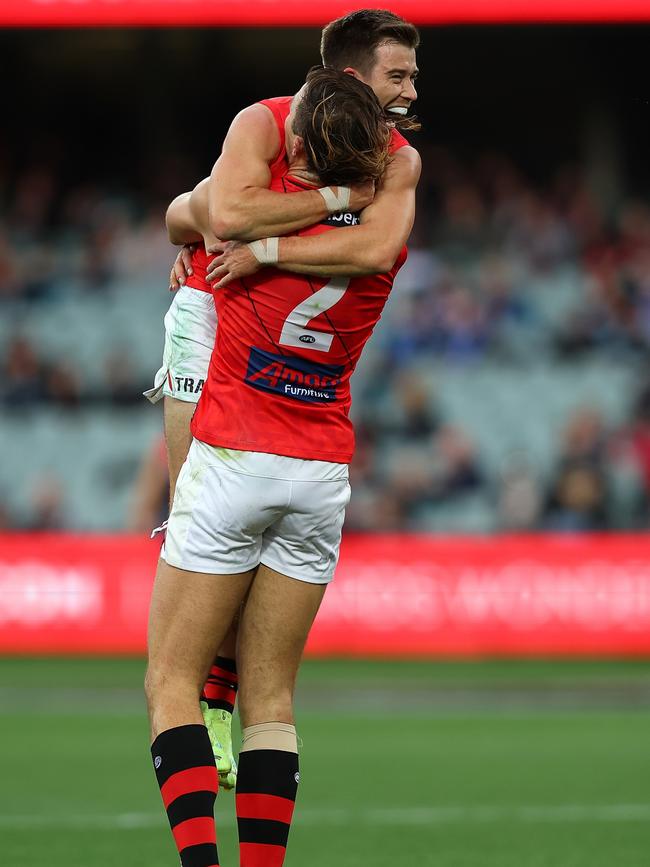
(201, 701), (237, 790)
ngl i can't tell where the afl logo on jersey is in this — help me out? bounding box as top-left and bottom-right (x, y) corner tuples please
(299, 335), (316, 344)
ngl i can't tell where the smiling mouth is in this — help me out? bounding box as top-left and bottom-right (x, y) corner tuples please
(387, 105), (409, 116)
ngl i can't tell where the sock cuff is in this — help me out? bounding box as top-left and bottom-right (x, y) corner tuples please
(237, 746), (299, 800)
(150, 724), (216, 786)
(213, 655), (238, 676)
(241, 722), (297, 753)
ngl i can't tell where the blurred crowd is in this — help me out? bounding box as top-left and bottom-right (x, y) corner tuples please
(0, 165), (175, 303)
(346, 380), (650, 532)
(391, 146), (650, 364)
(0, 166), (174, 408)
(2, 148), (650, 531)
(0, 335), (148, 410)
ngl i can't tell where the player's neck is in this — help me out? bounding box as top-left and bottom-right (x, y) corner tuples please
(286, 161), (319, 186)
(285, 122), (319, 185)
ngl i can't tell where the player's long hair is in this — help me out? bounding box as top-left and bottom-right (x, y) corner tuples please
(293, 66), (392, 186)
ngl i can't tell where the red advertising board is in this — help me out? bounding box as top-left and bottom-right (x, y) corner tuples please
(2, 0), (650, 26)
(1, 533), (649, 656)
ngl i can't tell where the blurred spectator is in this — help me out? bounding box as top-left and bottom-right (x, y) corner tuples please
(496, 451), (543, 531)
(613, 381), (650, 522)
(435, 182), (487, 261)
(44, 361), (83, 409)
(26, 475), (66, 530)
(394, 374), (440, 441)
(383, 446), (434, 524)
(0, 336), (46, 406)
(385, 288), (439, 364)
(434, 284), (488, 362)
(378, 426), (484, 528)
(0, 231), (22, 299)
(103, 350), (147, 406)
(544, 463), (609, 531)
(344, 486), (406, 532)
(128, 434), (169, 533)
(555, 279), (616, 356)
(428, 425), (484, 501)
(507, 193), (574, 272)
(19, 242), (60, 301)
(369, 370), (440, 443)
(543, 408), (610, 531)
(479, 254), (529, 327)
(559, 407), (607, 467)
(116, 206), (176, 284)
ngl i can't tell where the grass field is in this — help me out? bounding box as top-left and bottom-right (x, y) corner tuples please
(2, 657), (650, 867)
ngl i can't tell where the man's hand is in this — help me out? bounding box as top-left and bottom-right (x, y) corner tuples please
(346, 180), (376, 213)
(169, 244), (197, 291)
(206, 241), (262, 289)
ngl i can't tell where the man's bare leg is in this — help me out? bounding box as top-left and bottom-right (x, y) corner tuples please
(145, 559), (253, 738)
(235, 564), (327, 867)
(163, 394), (240, 783)
(163, 396), (195, 508)
(145, 558), (255, 867)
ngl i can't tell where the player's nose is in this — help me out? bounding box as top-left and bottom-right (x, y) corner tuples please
(403, 79), (417, 102)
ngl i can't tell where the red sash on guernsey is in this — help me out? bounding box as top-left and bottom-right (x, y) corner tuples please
(188, 96), (410, 463)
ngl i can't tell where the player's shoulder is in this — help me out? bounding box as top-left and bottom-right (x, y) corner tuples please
(234, 96), (292, 126)
(389, 127), (420, 163)
(258, 95), (293, 111)
(387, 143), (421, 186)
(230, 101), (279, 132)
(225, 101), (284, 160)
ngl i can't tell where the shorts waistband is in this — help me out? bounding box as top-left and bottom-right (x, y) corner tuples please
(192, 440), (348, 482)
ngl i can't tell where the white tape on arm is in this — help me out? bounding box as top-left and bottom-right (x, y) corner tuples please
(318, 186), (351, 214)
(247, 237), (279, 265)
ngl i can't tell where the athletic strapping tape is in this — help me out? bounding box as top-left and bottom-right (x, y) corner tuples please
(247, 237), (279, 265)
(318, 186), (351, 214)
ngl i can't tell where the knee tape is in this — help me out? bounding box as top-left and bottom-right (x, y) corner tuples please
(240, 722), (297, 753)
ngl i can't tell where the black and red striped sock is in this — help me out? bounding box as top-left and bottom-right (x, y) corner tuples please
(236, 749), (299, 867)
(201, 656), (238, 714)
(151, 724), (219, 867)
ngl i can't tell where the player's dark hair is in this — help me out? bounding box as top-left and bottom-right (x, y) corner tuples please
(320, 9), (420, 75)
(293, 67), (391, 186)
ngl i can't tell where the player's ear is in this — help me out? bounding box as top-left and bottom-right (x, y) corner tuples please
(343, 66), (363, 81)
(291, 135), (305, 160)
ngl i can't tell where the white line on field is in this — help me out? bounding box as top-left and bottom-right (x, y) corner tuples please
(1, 803), (650, 830)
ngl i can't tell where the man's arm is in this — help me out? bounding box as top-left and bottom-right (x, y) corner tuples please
(209, 104), (373, 241)
(166, 183), (207, 246)
(278, 147), (421, 274)
(207, 147), (421, 285)
(166, 180), (214, 290)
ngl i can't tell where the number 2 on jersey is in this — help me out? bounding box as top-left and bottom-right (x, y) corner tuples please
(279, 277), (350, 352)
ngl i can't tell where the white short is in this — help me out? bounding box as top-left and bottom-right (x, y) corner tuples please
(144, 286), (216, 405)
(163, 440), (351, 584)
